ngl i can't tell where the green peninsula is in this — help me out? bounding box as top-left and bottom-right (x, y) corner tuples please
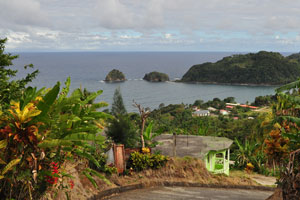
(181, 51), (300, 85)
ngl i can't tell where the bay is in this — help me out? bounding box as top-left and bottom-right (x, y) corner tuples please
(12, 52), (276, 112)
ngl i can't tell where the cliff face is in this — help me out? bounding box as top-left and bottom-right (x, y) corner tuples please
(143, 71), (170, 82)
(181, 51), (300, 85)
(105, 69), (126, 82)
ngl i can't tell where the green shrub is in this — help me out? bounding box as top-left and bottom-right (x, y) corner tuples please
(89, 152), (117, 175)
(106, 114), (139, 148)
(128, 152), (168, 171)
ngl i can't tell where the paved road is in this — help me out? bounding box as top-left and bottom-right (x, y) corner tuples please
(106, 186), (273, 200)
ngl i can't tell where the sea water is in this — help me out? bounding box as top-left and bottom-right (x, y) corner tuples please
(12, 52), (276, 112)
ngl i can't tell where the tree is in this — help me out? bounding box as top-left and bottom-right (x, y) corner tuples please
(106, 115), (138, 148)
(0, 38), (38, 107)
(224, 97), (235, 103)
(111, 87), (127, 116)
(264, 129), (289, 169)
(133, 101), (150, 148)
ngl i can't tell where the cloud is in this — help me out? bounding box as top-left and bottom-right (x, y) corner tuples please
(93, 0), (164, 30)
(1, 0), (300, 51)
(0, 0), (49, 30)
(164, 33), (172, 39)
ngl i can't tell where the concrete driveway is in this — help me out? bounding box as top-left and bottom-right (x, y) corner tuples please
(106, 186), (272, 200)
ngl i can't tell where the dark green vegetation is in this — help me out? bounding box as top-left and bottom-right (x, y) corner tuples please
(252, 95), (277, 106)
(111, 87), (127, 116)
(143, 71), (170, 82)
(105, 69), (126, 82)
(0, 38), (38, 108)
(106, 115), (138, 148)
(181, 51), (300, 85)
(287, 52), (300, 63)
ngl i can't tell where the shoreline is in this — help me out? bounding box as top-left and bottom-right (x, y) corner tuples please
(102, 79), (280, 87)
(173, 80), (281, 87)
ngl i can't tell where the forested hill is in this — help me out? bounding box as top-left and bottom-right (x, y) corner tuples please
(181, 51), (300, 85)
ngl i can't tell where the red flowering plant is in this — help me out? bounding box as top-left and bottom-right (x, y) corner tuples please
(45, 162), (59, 185)
(0, 78), (111, 199)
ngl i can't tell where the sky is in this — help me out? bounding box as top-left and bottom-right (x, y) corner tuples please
(1, 0), (300, 52)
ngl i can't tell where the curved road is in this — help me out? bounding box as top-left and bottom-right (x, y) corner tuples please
(106, 186), (272, 200)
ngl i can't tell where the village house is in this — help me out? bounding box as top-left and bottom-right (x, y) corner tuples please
(193, 109), (210, 117)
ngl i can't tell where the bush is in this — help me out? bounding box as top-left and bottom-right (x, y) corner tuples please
(88, 141), (117, 175)
(106, 115), (139, 148)
(128, 151), (168, 171)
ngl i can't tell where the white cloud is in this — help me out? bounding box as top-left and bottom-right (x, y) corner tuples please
(0, 0), (49, 30)
(164, 33), (172, 39)
(1, 0), (300, 51)
(120, 35), (140, 39)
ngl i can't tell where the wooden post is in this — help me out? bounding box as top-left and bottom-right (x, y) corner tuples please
(173, 133), (176, 157)
(113, 144), (125, 174)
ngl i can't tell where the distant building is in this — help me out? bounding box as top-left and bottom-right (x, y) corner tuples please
(220, 109), (229, 115)
(239, 104), (259, 109)
(207, 107), (217, 112)
(192, 106), (199, 111)
(225, 103), (240, 106)
(193, 110), (210, 117)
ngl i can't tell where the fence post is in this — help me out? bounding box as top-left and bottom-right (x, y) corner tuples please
(173, 133), (176, 157)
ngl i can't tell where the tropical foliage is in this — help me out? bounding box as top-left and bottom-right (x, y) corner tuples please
(128, 151), (168, 171)
(0, 78), (111, 199)
(143, 121), (161, 148)
(271, 79), (300, 199)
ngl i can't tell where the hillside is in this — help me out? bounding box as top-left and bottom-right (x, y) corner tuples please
(181, 51), (300, 85)
(287, 52), (300, 63)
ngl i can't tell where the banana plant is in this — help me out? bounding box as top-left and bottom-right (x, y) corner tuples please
(143, 121), (162, 148)
(234, 138), (258, 168)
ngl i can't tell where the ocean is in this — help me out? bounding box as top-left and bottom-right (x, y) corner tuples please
(12, 52), (277, 112)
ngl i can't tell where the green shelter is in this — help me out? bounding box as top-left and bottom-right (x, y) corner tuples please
(154, 134), (233, 175)
(205, 149), (231, 175)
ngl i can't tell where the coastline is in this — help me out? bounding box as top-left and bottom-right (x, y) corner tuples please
(174, 80), (281, 87)
(101, 78), (280, 87)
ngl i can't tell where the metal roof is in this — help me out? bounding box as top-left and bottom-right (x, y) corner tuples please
(153, 134), (233, 159)
(193, 110), (210, 114)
